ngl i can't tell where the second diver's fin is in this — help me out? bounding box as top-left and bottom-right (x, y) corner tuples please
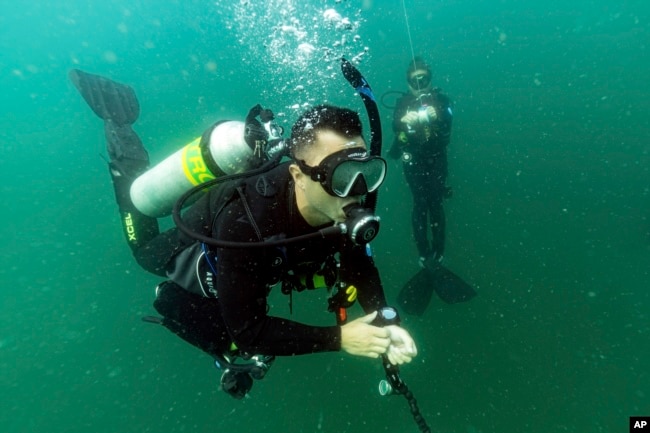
(397, 260), (477, 315)
(396, 268), (435, 315)
(428, 262), (477, 305)
(69, 69), (140, 125)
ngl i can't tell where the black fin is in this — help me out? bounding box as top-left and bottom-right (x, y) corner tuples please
(428, 264), (477, 305)
(397, 263), (477, 315)
(69, 69), (139, 125)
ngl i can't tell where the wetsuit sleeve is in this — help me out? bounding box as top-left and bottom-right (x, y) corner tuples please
(389, 95), (412, 159)
(341, 243), (388, 313)
(213, 198), (341, 356)
(435, 93), (453, 146)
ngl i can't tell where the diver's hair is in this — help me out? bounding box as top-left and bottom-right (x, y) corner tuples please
(290, 104), (362, 160)
(406, 56), (431, 79)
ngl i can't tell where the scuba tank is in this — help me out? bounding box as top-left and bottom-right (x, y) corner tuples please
(172, 58), (384, 249)
(130, 105), (284, 218)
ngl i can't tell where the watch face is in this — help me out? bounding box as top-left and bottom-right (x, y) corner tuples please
(381, 307), (397, 321)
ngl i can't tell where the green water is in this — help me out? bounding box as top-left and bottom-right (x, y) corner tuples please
(1, 1), (648, 432)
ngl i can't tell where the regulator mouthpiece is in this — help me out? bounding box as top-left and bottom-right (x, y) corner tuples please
(265, 139), (290, 159)
(342, 203), (380, 245)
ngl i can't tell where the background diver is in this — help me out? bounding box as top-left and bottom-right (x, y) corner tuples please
(387, 56), (476, 314)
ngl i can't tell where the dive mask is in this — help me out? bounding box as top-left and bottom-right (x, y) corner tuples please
(296, 147), (387, 198)
(408, 73), (431, 89)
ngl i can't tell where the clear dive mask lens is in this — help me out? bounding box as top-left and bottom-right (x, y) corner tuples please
(296, 147), (387, 198)
(330, 157), (387, 197)
(408, 73), (431, 89)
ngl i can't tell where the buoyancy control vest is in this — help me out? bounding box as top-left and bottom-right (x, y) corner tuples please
(167, 162), (341, 298)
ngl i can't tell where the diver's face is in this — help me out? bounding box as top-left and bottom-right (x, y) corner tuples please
(408, 68), (432, 96)
(290, 130), (366, 226)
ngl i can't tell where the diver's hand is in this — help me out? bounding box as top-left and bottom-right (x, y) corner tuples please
(400, 111), (420, 127)
(341, 311), (391, 358)
(425, 106), (438, 120)
(385, 325), (418, 365)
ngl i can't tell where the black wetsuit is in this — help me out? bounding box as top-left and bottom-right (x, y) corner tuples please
(68, 69), (388, 361)
(145, 162), (388, 358)
(389, 89), (453, 259)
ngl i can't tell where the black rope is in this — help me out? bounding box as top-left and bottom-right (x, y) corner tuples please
(402, 387), (431, 433)
(381, 357), (432, 433)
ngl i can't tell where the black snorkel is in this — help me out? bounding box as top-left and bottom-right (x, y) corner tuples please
(340, 57), (382, 213)
(172, 58), (383, 247)
(343, 59), (432, 433)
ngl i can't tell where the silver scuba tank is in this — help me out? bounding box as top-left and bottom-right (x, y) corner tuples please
(130, 105), (283, 218)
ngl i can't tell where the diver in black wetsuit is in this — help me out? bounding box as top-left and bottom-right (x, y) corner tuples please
(389, 57), (453, 268)
(70, 70), (418, 399)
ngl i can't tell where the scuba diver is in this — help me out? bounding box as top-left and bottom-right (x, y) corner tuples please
(387, 57), (476, 313)
(69, 68), (417, 400)
(389, 56), (453, 269)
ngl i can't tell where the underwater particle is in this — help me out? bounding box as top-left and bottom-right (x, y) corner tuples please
(107, 366), (122, 378)
(103, 51), (118, 63)
(143, 40), (155, 49)
(205, 61), (218, 72)
(117, 22), (128, 34)
(587, 291), (596, 298)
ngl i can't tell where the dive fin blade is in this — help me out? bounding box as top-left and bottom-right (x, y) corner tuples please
(397, 262), (477, 315)
(429, 264), (477, 305)
(69, 69), (140, 125)
(396, 268), (435, 316)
